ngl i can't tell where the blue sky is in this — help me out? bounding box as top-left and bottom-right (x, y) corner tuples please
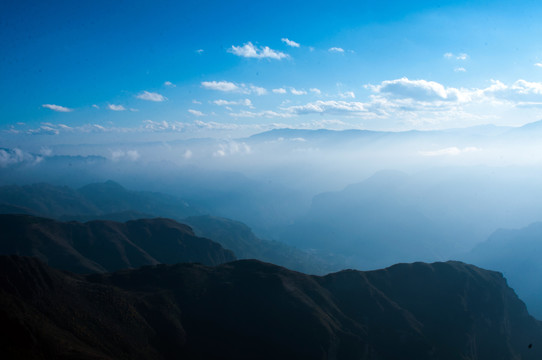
(3, 0), (542, 140)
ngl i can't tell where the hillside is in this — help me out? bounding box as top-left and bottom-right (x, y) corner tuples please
(0, 214), (235, 273)
(1, 255), (541, 359)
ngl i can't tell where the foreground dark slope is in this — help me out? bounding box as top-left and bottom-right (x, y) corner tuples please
(0, 214), (235, 273)
(1, 255), (541, 360)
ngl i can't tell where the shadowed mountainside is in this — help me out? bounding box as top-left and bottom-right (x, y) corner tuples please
(0, 214), (235, 273)
(1, 255), (541, 360)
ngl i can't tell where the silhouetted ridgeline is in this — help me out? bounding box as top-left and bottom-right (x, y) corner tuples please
(0, 214), (235, 273)
(1, 255), (541, 359)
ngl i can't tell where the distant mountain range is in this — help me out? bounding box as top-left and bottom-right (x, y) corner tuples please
(0, 180), (200, 220)
(0, 182), (331, 274)
(463, 221), (542, 319)
(1, 255), (540, 359)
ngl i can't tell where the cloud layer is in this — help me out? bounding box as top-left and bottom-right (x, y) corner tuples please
(42, 104), (73, 112)
(228, 42), (289, 60)
(136, 91), (167, 102)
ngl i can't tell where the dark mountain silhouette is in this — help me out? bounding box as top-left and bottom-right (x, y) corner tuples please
(464, 221), (542, 319)
(0, 214), (235, 273)
(1, 255), (541, 359)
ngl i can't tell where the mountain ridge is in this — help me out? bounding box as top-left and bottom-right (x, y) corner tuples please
(1, 255), (541, 359)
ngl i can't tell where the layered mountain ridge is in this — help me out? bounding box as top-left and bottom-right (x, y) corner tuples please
(0, 214), (235, 273)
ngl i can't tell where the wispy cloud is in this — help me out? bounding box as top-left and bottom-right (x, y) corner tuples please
(229, 110), (293, 118)
(281, 38), (300, 48)
(111, 149), (140, 162)
(250, 85), (267, 95)
(310, 88), (321, 95)
(329, 47), (345, 53)
(164, 81), (176, 87)
(213, 99), (252, 107)
(444, 52), (469, 60)
(228, 42), (289, 60)
(201, 81), (267, 95)
(454, 67), (467, 72)
(273, 88), (287, 94)
(188, 109), (205, 116)
(535, 63), (542, 68)
(213, 141), (252, 157)
(288, 100), (366, 114)
(201, 81), (240, 92)
(291, 88), (307, 95)
(42, 104), (73, 112)
(419, 147), (480, 156)
(136, 91), (167, 102)
(0, 148), (45, 167)
(108, 104), (126, 111)
(339, 91), (355, 99)
(195, 49), (204, 54)
(370, 77), (469, 102)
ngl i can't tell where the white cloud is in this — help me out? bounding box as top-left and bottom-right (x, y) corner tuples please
(329, 47), (345, 53)
(0, 148), (44, 167)
(136, 91), (167, 102)
(273, 88), (287, 94)
(456, 53), (469, 60)
(42, 104), (73, 112)
(108, 104), (126, 111)
(202, 81), (267, 95)
(213, 99), (236, 106)
(195, 49), (204, 54)
(213, 141), (251, 157)
(250, 85), (267, 95)
(454, 67), (467, 72)
(183, 149), (193, 159)
(288, 100), (367, 114)
(111, 149), (140, 162)
(192, 99), (202, 104)
(92, 104), (99, 109)
(164, 81), (176, 87)
(419, 147), (480, 156)
(371, 77), (469, 102)
(310, 88), (321, 95)
(281, 38), (300, 48)
(188, 109), (205, 116)
(228, 42), (289, 60)
(213, 99), (252, 107)
(229, 110), (293, 118)
(201, 81), (240, 92)
(339, 91), (356, 99)
(535, 63), (542, 68)
(291, 88), (307, 95)
(444, 52), (469, 60)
